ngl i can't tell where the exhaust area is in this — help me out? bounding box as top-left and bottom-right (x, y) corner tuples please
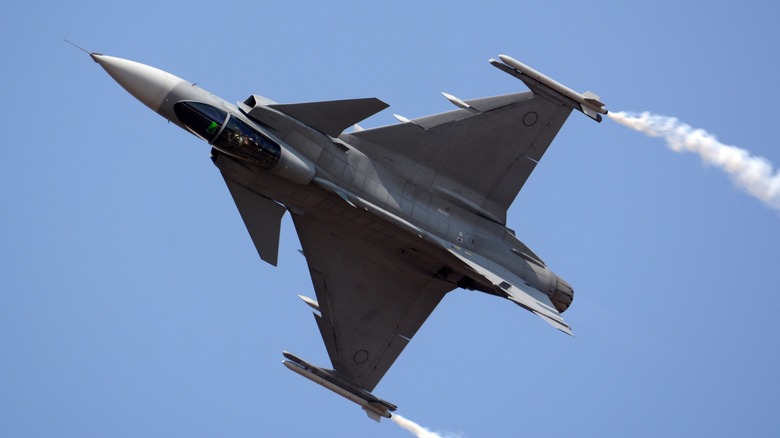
(608, 111), (780, 212)
(390, 414), (461, 438)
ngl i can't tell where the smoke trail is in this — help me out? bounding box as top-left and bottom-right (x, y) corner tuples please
(608, 111), (780, 211)
(391, 414), (461, 438)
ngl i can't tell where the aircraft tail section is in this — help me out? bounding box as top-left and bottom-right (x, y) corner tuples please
(448, 246), (573, 335)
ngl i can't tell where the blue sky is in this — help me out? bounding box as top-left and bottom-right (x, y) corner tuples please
(3, 1), (780, 437)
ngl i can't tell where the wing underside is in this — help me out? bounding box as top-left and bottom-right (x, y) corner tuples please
(291, 211), (454, 391)
(343, 92), (573, 224)
(212, 151), (455, 391)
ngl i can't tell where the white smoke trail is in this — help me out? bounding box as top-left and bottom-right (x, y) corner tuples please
(391, 414), (461, 438)
(608, 111), (780, 212)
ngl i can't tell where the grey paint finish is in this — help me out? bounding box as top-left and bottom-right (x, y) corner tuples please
(292, 211), (451, 391)
(344, 92), (573, 225)
(223, 177), (286, 266)
(89, 52), (604, 418)
(269, 98), (388, 137)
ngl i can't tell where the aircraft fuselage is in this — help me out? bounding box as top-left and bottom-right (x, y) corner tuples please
(92, 53), (571, 314)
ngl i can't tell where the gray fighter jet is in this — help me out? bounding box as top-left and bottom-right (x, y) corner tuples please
(85, 48), (606, 421)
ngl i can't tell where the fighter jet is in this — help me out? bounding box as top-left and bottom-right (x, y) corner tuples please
(85, 47), (606, 421)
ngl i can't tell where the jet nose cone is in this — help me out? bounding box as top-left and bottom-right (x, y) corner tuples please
(93, 54), (185, 113)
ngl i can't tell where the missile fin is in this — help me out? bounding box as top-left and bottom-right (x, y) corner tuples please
(581, 104), (603, 122)
(363, 407), (382, 422)
(582, 91), (604, 106)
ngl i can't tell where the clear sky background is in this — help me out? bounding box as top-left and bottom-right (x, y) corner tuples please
(3, 1), (780, 437)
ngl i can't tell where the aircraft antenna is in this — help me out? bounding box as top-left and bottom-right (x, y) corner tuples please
(64, 39), (103, 61)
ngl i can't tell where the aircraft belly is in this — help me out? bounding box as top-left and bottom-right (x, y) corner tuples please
(90, 51), (602, 417)
(216, 147), (512, 278)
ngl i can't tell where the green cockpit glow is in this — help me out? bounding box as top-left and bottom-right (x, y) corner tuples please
(207, 121), (219, 134)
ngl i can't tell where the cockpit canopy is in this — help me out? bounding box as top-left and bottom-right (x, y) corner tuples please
(174, 101), (227, 143)
(174, 101), (281, 170)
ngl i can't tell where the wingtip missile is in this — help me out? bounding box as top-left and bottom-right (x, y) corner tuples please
(492, 54), (607, 121)
(282, 351), (396, 422)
